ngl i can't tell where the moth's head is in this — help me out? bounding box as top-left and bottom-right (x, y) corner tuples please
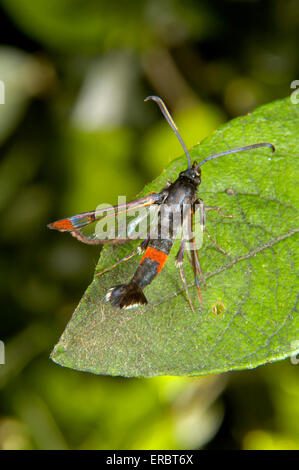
(180, 162), (201, 186)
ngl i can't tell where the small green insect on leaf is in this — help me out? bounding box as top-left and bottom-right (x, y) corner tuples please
(51, 97), (299, 377)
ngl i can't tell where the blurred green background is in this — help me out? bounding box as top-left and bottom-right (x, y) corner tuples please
(0, 0), (298, 450)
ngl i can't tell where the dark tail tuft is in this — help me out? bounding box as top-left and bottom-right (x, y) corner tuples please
(105, 282), (148, 309)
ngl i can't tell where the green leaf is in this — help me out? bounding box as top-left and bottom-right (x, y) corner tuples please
(51, 97), (299, 377)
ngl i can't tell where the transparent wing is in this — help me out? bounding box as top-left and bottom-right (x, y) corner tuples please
(47, 193), (164, 245)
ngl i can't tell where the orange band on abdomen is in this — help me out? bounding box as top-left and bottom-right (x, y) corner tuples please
(140, 247), (168, 273)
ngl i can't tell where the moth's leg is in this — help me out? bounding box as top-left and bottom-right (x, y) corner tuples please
(203, 227), (230, 256)
(175, 240), (195, 313)
(71, 230), (134, 245)
(96, 235), (150, 277)
(71, 229), (106, 245)
(194, 199), (231, 257)
(191, 249), (205, 294)
(205, 206), (234, 219)
(184, 250), (203, 299)
(189, 199), (206, 291)
(184, 203), (204, 304)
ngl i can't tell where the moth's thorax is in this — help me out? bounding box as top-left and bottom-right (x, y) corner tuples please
(165, 171), (199, 208)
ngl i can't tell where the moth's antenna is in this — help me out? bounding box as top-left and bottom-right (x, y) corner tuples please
(145, 95), (192, 168)
(196, 143), (275, 168)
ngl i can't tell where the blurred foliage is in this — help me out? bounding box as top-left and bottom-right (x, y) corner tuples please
(0, 0), (298, 450)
